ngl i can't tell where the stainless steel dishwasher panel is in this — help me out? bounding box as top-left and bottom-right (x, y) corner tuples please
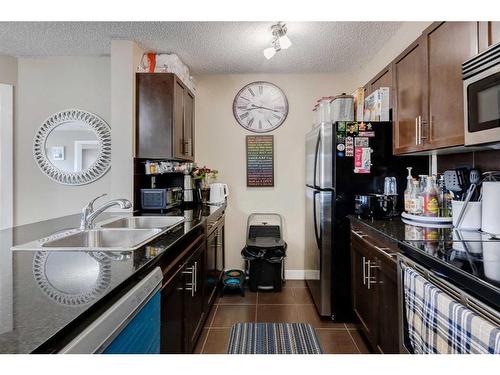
(59, 267), (163, 354)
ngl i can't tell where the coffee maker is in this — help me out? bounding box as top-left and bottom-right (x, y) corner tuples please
(183, 163), (194, 203)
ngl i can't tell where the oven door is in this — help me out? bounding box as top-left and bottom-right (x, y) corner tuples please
(464, 65), (500, 146)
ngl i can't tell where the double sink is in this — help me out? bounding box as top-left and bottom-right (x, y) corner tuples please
(13, 216), (185, 251)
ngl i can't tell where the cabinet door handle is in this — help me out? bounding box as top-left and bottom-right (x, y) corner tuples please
(193, 261), (197, 293)
(415, 117), (419, 146)
(183, 139), (192, 156)
(362, 256), (366, 286)
(366, 259), (378, 290)
(183, 266), (195, 297)
(418, 115), (422, 145)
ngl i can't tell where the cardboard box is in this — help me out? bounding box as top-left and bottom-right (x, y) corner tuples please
(351, 87), (365, 122)
(363, 87), (390, 122)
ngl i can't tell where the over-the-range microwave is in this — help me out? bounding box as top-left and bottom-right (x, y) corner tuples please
(463, 42), (500, 147)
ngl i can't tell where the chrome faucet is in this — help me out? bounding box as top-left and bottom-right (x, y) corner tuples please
(80, 194), (132, 230)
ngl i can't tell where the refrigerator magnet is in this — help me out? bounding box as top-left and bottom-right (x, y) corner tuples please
(354, 147), (371, 174)
(358, 131), (375, 137)
(345, 136), (354, 157)
(336, 143), (345, 152)
(354, 137), (369, 147)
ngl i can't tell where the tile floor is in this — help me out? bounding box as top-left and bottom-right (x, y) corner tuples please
(194, 280), (371, 354)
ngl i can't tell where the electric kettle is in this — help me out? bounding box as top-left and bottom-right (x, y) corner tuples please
(209, 183), (229, 205)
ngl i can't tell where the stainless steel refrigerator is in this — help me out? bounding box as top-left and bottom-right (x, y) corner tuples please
(305, 121), (427, 320)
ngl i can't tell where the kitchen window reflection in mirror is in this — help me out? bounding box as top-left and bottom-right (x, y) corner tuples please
(33, 109), (111, 185)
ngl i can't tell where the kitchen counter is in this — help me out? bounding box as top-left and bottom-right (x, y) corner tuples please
(0, 204), (225, 354)
(349, 215), (500, 309)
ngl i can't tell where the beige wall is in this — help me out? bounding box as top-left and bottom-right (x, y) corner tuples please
(15, 57), (111, 225)
(195, 73), (357, 274)
(0, 55), (17, 86)
(110, 40), (144, 204)
(194, 24), (433, 274)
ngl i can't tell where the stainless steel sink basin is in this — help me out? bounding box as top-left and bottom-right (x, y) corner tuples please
(41, 229), (162, 250)
(99, 216), (184, 230)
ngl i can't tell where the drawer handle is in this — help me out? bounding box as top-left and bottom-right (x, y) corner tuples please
(374, 246), (397, 259)
(352, 230), (368, 239)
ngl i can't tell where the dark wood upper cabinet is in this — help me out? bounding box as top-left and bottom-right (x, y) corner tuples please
(426, 22), (478, 149)
(392, 22), (479, 154)
(393, 37), (427, 154)
(367, 64), (393, 107)
(136, 73), (195, 161)
(479, 21), (500, 52)
(184, 90), (195, 160)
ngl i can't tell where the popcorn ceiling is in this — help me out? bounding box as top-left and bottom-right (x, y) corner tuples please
(0, 21), (401, 74)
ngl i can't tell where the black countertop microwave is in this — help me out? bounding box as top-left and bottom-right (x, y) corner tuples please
(463, 41), (500, 147)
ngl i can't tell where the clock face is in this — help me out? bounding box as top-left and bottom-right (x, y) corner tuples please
(233, 81), (288, 133)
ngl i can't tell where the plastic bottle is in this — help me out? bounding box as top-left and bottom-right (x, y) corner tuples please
(422, 176), (439, 217)
(404, 167), (413, 213)
(410, 179), (421, 215)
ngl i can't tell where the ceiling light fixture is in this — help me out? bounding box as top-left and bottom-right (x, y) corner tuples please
(263, 22), (292, 60)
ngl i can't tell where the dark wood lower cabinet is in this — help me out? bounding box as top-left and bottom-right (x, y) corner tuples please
(161, 269), (185, 353)
(351, 239), (378, 348)
(160, 214), (225, 354)
(350, 225), (399, 354)
(184, 243), (206, 353)
(204, 218), (225, 309)
(376, 258), (399, 354)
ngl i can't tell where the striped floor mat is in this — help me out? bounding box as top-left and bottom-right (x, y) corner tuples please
(227, 323), (323, 354)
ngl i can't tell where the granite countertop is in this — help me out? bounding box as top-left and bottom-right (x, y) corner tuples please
(349, 215), (500, 307)
(0, 204), (225, 354)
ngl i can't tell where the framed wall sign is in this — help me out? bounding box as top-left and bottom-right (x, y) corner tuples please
(246, 135), (274, 187)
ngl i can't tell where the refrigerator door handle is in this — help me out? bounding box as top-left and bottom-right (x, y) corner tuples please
(313, 191), (321, 250)
(313, 132), (321, 189)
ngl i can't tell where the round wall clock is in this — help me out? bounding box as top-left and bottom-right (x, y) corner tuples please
(233, 81), (289, 133)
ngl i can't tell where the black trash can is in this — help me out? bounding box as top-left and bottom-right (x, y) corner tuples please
(241, 214), (287, 292)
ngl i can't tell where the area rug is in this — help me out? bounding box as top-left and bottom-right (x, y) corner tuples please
(227, 322), (323, 354)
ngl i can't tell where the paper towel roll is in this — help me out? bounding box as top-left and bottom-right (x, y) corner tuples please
(481, 182), (500, 236)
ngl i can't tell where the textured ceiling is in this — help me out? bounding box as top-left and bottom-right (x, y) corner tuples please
(0, 22), (402, 74)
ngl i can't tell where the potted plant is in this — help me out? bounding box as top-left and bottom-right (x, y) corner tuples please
(191, 166), (218, 204)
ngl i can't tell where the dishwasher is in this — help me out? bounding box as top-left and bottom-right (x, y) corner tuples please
(59, 267), (163, 354)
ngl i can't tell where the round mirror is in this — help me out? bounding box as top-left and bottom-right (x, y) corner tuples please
(33, 109), (111, 185)
(33, 251), (112, 306)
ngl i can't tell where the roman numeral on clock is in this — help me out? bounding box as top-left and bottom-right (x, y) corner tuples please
(240, 112), (249, 120)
